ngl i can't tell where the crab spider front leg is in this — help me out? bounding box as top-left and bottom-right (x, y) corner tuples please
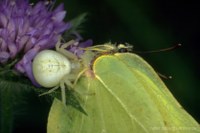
(56, 39), (78, 60)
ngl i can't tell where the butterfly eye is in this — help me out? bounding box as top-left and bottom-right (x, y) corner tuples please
(118, 47), (129, 53)
(116, 43), (133, 53)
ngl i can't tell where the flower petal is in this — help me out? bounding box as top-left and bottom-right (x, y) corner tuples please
(0, 51), (10, 63)
(52, 11), (66, 22)
(0, 12), (8, 27)
(8, 43), (17, 58)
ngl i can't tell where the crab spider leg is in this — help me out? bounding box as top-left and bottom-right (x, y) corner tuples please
(80, 47), (106, 52)
(60, 77), (76, 104)
(82, 45), (114, 52)
(60, 40), (76, 49)
(73, 68), (89, 88)
(39, 86), (59, 96)
(55, 37), (75, 48)
(64, 79), (74, 88)
(55, 39), (78, 59)
(58, 48), (78, 59)
(55, 36), (62, 51)
(60, 81), (66, 105)
(56, 39), (75, 51)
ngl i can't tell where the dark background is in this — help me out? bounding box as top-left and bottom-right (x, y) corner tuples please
(13, 0), (200, 132)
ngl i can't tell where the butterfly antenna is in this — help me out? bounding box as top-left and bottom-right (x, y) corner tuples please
(157, 72), (172, 80)
(135, 43), (182, 54)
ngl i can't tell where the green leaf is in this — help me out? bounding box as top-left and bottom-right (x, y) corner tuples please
(63, 13), (88, 39)
(47, 52), (200, 133)
(0, 81), (14, 133)
(0, 70), (33, 133)
(69, 12), (88, 33)
(0, 67), (51, 132)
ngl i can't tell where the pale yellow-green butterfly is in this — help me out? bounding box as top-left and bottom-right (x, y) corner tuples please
(47, 42), (200, 133)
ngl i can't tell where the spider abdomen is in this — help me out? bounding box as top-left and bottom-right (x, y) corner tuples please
(33, 50), (71, 88)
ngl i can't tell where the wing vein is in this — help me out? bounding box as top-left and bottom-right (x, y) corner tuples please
(96, 75), (149, 133)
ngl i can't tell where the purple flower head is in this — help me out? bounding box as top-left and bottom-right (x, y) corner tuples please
(69, 39), (93, 57)
(0, 0), (70, 85)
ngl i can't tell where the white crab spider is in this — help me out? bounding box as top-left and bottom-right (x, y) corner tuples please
(32, 39), (83, 105)
(32, 40), (132, 104)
